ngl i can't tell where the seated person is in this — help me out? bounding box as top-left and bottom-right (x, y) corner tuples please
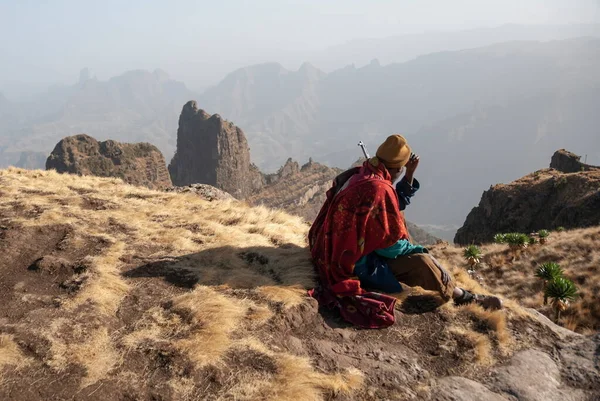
(308, 134), (502, 328)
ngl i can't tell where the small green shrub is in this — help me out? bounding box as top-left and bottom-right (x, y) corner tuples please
(535, 262), (564, 304)
(538, 229), (550, 244)
(503, 233), (530, 249)
(463, 245), (482, 267)
(535, 262), (563, 281)
(493, 233), (507, 244)
(544, 277), (578, 322)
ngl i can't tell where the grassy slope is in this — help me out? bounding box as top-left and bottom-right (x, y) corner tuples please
(0, 168), (594, 400)
(432, 228), (600, 333)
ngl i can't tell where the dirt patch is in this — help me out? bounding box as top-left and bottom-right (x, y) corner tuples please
(80, 196), (117, 211)
(0, 224), (71, 318)
(226, 348), (279, 374)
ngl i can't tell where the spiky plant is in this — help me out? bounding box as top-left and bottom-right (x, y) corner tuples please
(556, 226), (565, 232)
(538, 229), (550, 245)
(463, 245), (482, 267)
(544, 277), (578, 322)
(493, 233), (506, 244)
(504, 233), (530, 250)
(535, 262), (564, 304)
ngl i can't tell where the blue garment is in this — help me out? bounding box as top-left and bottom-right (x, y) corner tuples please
(354, 240), (428, 293)
(396, 176), (419, 211)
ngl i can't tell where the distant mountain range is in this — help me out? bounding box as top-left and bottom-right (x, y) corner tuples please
(196, 38), (600, 233)
(306, 23), (600, 72)
(0, 69), (196, 169)
(1, 35), (599, 236)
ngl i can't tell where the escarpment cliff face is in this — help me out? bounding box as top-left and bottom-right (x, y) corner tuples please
(455, 151), (600, 245)
(46, 134), (172, 189)
(168, 101), (264, 198)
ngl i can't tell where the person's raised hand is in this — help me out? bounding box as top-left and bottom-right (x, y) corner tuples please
(405, 152), (420, 175)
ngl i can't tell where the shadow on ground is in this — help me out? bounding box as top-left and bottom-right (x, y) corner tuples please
(123, 243), (447, 330)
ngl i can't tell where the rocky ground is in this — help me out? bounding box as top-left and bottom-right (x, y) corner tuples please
(0, 168), (598, 400)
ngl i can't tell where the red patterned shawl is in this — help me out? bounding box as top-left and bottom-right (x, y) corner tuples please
(308, 159), (409, 328)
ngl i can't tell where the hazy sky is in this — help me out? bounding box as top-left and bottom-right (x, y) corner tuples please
(1, 0), (599, 90)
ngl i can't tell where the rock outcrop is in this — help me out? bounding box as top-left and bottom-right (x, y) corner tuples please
(168, 101), (264, 198)
(455, 151), (600, 244)
(263, 158), (301, 186)
(46, 134), (172, 189)
(550, 149), (599, 173)
(165, 183), (234, 202)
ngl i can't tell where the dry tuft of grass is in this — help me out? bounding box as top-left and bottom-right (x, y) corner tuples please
(448, 326), (495, 366)
(70, 328), (121, 388)
(267, 354), (364, 401)
(222, 342), (364, 401)
(171, 286), (248, 366)
(0, 334), (28, 372)
(36, 319), (121, 388)
(458, 304), (514, 356)
(257, 286), (308, 309)
(66, 241), (130, 315)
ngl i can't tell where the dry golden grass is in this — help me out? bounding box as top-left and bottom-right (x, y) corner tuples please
(221, 341), (364, 401)
(171, 286), (248, 366)
(447, 326), (495, 366)
(37, 318), (120, 388)
(0, 335), (28, 372)
(0, 168), (359, 398)
(70, 328), (121, 388)
(256, 285), (308, 309)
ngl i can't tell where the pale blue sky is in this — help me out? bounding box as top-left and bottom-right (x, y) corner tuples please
(1, 0), (599, 90)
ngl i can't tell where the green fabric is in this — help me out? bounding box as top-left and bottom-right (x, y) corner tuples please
(374, 239), (427, 258)
(354, 239), (427, 272)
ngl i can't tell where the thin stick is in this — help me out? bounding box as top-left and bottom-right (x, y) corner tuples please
(358, 141), (370, 159)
